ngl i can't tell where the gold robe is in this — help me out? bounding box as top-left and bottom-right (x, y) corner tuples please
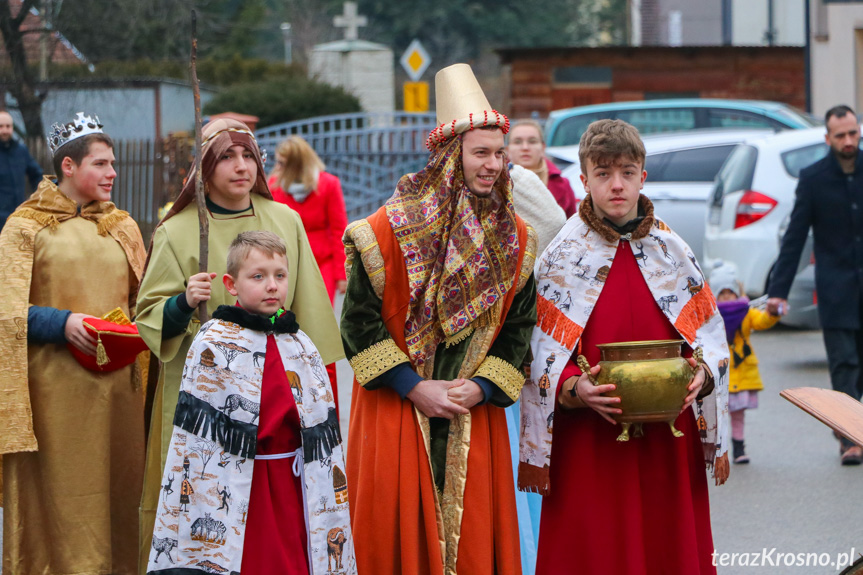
(135, 195), (344, 570)
(0, 177), (147, 575)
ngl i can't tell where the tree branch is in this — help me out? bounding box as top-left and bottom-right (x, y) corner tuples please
(12, 0), (38, 30)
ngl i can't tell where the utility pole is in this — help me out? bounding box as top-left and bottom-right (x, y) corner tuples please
(39, 0), (53, 81)
(280, 22), (292, 64)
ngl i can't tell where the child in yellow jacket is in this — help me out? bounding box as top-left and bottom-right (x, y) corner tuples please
(710, 263), (780, 464)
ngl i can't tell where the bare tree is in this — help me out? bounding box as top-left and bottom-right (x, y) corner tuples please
(0, 0), (44, 136)
(190, 437), (218, 479)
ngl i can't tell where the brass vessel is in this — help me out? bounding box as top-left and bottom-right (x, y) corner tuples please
(577, 340), (702, 442)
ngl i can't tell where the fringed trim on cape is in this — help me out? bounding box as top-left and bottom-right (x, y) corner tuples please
(536, 295), (583, 349)
(517, 462), (550, 496)
(445, 326), (474, 348)
(674, 284), (717, 344)
(10, 208), (59, 231)
(173, 391), (257, 459)
(96, 209), (131, 236)
(301, 408), (342, 463)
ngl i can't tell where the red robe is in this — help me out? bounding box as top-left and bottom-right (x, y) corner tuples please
(269, 171), (348, 303)
(240, 334), (309, 574)
(535, 242), (716, 575)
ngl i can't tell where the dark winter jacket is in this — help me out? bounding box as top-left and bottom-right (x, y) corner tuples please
(0, 139), (43, 231)
(768, 150), (863, 329)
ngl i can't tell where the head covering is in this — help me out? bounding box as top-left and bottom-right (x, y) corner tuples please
(426, 63), (509, 151)
(709, 261), (741, 297)
(47, 112), (103, 155)
(157, 118), (271, 226)
(711, 262), (747, 343)
(142, 118), (271, 276)
(387, 117), (519, 372)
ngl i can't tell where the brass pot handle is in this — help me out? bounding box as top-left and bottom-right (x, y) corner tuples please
(576, 355), (597, 385)
(691, 347), (704, 375)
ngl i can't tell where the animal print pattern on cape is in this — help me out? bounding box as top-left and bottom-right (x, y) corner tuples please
(147, 319), (356, 574)
(519, 214), (729, 495)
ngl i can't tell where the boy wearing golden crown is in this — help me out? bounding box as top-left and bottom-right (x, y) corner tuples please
(340, 63), (537, 575)
(0, 113), (147, 574)
(520, 120), (730, 574)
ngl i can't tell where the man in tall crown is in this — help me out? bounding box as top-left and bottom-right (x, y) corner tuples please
(0, 113), (147, 574)
(341, 63), (537, 575)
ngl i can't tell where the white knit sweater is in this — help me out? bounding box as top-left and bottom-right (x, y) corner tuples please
(509, 164), (567, 254)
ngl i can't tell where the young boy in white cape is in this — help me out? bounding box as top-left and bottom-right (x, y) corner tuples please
(147, 231), (355, 575)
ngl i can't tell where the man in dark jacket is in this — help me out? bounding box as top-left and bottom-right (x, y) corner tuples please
(767, 104), (863, 465)
(0, 111), (43, 232)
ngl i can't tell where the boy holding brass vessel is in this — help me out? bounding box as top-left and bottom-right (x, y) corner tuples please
(519, 119), (730, 574)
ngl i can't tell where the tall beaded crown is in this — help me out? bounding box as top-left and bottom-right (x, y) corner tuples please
(47, 112), (104, 156)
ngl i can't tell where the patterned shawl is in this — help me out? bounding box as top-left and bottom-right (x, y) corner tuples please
(0, 177), (146, 455)
(384, 135), (520, 370)
(147, 310), (355, 575)
(519, 195), (730, 495)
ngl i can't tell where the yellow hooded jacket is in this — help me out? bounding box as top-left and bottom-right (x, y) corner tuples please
(728, 307), (779, 393)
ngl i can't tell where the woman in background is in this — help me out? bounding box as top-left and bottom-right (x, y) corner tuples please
(508, 119), (578, 218)
(268, 136), (348, 303)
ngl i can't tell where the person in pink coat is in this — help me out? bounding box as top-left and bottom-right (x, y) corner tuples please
(268, 136), (349, 304)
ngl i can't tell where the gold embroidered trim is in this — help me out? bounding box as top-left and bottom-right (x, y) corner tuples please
(344, 219), (386, 299)
(348, 338), (410, 386)
(96, 209), (130, 236)
(518, 225), (538, 292)
(474, 355), (525, 402)
(11, 208), (59, 231)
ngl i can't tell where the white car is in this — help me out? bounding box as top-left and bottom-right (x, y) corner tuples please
(704, 127), (833, 329)
(555, 128), (772, 260)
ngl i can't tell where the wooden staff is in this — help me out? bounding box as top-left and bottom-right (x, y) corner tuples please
(191, 9), (209, 323)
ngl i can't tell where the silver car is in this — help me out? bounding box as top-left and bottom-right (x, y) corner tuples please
(704, 128), (834, 329)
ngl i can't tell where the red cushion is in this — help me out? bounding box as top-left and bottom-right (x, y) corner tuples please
(67, 318), (149, 372)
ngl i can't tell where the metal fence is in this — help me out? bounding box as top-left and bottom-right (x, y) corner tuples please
(255, 112), (438, 221)
(21, 111), (439, 241)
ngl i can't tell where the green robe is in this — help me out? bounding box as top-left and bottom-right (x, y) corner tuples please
(136, 194), (343, 569)
(340, 258), (537, 490)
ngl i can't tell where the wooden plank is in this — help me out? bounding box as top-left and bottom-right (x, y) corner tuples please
(780, 387), (863, 446)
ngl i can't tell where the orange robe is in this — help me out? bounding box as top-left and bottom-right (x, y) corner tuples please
(345, 208), (530, 575)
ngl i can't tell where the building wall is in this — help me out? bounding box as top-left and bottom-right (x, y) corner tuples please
(810, 2), (863, 117)
(502, 47), (805, 118)
(656, 0), (722, 46)
(732, 0), (805, 46)
(40, 88), (158, 140)
(310, 48), (395, 113)
(160, 83), (215, 137)
(5, 82), (216, 140)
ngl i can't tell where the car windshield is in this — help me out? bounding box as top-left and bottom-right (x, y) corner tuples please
(771, 106), (821, 128)
(781, 143), (829, 177)
(711, 144), (757, 206)
(646, 145), (737, 182)
(549, 112), (610, 147)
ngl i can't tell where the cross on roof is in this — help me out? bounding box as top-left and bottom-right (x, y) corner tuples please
(334, 1), (367, 41)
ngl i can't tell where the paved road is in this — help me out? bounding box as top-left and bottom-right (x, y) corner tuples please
(3, 316), (860, 574)
(708, 326), (862, 574)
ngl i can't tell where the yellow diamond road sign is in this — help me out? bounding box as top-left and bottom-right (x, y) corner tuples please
(400, 39), (431, 82)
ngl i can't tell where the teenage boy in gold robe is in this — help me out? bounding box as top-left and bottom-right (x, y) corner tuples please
(0, 113), (147, 575)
